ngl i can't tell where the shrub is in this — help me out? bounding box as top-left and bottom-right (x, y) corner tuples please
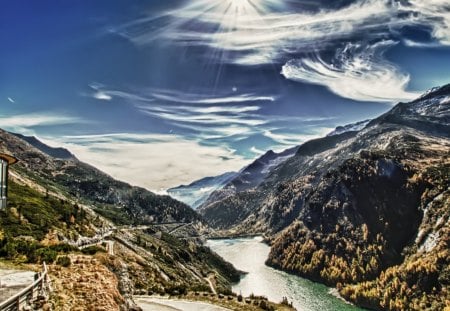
(56, 255), (71, 267)
(81, 245), (105, 255)
(50, 244), (78, 253)
(34, 248), (57, 263)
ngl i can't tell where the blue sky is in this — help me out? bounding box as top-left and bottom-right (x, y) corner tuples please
(1, 0), (449, 191)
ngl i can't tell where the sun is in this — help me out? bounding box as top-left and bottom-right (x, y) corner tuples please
(162, 0), (286, 62)
(208, 0), (265, 30)
(177, 0), (269, 30)
(229, 0), (257, 11)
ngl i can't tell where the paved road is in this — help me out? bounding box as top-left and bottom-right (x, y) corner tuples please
(135, 297), (231, 311)
(0, 270), (35, 302)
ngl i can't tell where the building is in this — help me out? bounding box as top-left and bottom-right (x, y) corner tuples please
(0, 153), (18, 209)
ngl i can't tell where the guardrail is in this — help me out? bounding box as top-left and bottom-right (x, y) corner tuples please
(0, 262), (50, 311)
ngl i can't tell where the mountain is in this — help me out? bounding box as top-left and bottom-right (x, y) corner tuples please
(1, 130), (201, 226)
(0, 130), (242, 310)
(326, 119), (371, 136)
(198, 146), (298, 218)
(167, 171), (238, 209)
(11, 132), (75, 159)
(200, 84), (450, 310)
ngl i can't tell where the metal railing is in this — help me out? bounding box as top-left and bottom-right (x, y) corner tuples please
(0, 263), (50, 311)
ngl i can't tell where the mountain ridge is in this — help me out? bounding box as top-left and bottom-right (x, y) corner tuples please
(0, 129), (202, 226)
(198, 84), (450, 310)
(11, 132), (75, 160)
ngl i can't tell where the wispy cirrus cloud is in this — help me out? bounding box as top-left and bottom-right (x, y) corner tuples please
(88, 84), (273, 144)
(138, 105), (266, 127)
(281, 40), (420, 103)
(120, 0), (398, 64)
(87, 83), (154, 102)
(113, 0), (450, 103)
(0, 113), (83, 135)
(263, 127), (333, 147)
(149, 89), (275, 104)
(83, 83), (336, 161)
(404, 0), (450, 46)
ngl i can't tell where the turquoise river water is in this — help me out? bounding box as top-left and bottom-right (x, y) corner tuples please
(207, 237), (366, 311)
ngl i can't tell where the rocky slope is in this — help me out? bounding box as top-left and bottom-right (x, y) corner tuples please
(327, 119), (371, 137)
(49, 255), (125, 311)
(197, 146), (298, 218)
(200, 84), (450, 310)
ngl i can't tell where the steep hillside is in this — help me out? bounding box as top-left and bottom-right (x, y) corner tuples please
(201, 85), (450, 310)
(0, 130), (201, 226)
(0, 131), (242, 310)
(199, 131), (358, 231)
(198, 146), (298, 216)
(327, 119), (371, 136)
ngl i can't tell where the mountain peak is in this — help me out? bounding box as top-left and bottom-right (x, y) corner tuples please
(415, 83), (450, 102)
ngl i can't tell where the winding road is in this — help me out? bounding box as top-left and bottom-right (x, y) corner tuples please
(135, 296), (231, 311)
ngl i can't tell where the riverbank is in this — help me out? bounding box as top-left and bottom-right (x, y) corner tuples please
(207, 237), (366, 311)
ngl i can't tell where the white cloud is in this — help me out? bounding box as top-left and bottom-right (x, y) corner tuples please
(122, 0), (398, 64)
(93, 91), (112, 101)
(140, 108), (266, 127)
(149, 89), (275, 104)
(250, 146), (265, 155)
(151, 0), (450, 62)
(42, 133), (249, 191)
(88, 84), (154, 102)
(138, 104), (261, 115)
(113, 0), (450, 103)
(0, 113), (83, 134)
(281, 41), (420, 103)
(404, 0), (450, 45)
(263, 127), (333, 147)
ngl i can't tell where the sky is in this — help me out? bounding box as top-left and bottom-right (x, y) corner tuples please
(1, 0), (449, 192)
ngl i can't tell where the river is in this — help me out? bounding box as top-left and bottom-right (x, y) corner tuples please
(206, 237), (366, 311)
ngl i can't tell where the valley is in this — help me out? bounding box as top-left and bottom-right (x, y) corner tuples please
(0, 85), (448, 310)
(3, 0), (450, 310)
(193, 85), (450, 310)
